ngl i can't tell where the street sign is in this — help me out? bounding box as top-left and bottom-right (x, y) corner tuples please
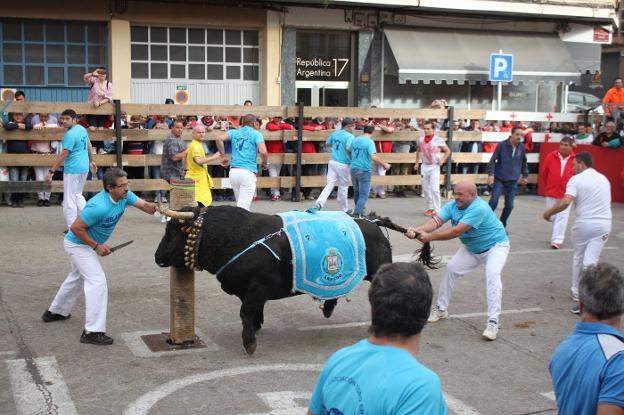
(490, 54), (513, 82)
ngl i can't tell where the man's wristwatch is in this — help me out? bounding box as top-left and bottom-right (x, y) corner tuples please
(48, 169), (55, 174)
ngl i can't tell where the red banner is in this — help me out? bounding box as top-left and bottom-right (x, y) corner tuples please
(538, 143), (624, 203)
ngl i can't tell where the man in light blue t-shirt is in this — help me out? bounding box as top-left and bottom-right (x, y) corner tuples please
(42, 168), (157, 346)
(314, 117), (355, 212)
(216, 114), (268, 211)
(550, 263), (624, 415)
(308, 262), (447, 415)
(348, 125), (390, 215)
(406, 181), (509, 340)
(45, 109), (97, 230)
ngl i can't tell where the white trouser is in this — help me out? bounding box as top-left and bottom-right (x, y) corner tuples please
(372, 164), (386, 196)
(34, 166), (51, 200)
(421, 163), (441, 212)
(49, 240), (108, 333)
(545, 197), (570, 245)
(229, 168), (257, 211)
(268, 163), (282, 196)
(436, 242), (510, 323)
(63, 173), (87, 228)
(316, 160), (351, 211)
(570, 221), (611, 298)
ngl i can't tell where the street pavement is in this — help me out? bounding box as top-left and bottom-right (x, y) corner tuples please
(0, 192), (623, 415)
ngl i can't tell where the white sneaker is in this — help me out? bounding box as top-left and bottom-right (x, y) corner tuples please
(482, 320), (499, 341)
(427, 306), (449, 323)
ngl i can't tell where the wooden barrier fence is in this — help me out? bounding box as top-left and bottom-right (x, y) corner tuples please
(0, 100), (582, 196)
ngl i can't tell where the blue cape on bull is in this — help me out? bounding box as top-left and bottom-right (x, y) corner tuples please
(155, 205), (437, 355)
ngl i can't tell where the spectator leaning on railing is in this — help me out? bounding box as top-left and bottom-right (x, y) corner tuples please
(593, 121), (621, 147)
(5, 112), (33, 207)
(84, 68), (113, 130)
(31, 113), (59, 206)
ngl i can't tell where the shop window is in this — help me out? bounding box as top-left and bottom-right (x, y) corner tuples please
(131, 26), (259, 81)
(0, 20), (107, 87)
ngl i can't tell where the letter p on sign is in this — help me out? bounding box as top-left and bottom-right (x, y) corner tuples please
(489, 54), (513, 82)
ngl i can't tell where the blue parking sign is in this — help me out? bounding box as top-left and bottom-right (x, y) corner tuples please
(490, 54), (513, 82)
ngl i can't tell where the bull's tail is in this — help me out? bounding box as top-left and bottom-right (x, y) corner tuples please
(358, 212), (441, 270)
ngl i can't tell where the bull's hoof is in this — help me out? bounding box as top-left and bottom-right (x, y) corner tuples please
(244, 341), (257, 355)
(322, 300), (338, 318)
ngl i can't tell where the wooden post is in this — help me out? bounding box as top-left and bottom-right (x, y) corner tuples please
(169, 266), (196, 344)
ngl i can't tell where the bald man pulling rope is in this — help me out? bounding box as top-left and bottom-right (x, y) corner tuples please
(406, 181), (510, 341)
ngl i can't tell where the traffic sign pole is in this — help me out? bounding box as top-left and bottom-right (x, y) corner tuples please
(497, 49), (503, 111)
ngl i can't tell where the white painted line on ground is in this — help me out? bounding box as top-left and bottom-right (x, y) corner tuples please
(541, 391), (556, 401)
(121, 328), (220, 358)
(244, 391), (311, 415)
(5, 356), (77, 415)
(298, 321), (370, 331)
(451, 308), (542, 319)
(124, 363), (323, 415)
(298, 308), (542, 331)
(444, 392), (482, 415)
(392, 246), (616, 264)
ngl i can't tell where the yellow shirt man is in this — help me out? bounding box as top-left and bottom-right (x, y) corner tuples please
(185, 125), (220, 207)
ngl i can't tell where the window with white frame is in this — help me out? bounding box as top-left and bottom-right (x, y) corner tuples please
(130, 26), (259, 81)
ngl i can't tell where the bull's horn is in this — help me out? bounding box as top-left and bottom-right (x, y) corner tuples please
(159, 207), (195, 220)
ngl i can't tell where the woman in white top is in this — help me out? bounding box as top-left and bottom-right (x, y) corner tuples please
(31, 113), (59, 206)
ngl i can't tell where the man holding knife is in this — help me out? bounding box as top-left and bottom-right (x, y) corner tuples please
(42, 168), (157, 345)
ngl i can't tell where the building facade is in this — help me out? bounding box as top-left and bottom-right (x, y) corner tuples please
(0, 0), (617, 111)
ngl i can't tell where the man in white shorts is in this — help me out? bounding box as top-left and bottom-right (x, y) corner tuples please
(543, 152), (612, 314)
(314, 117), (354, 211)
(216, 114), (268, 211)
(415, 121), (450, 216)
(45, 109), (97, 231)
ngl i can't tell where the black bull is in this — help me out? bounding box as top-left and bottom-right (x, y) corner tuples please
(155, 205), (435, 355)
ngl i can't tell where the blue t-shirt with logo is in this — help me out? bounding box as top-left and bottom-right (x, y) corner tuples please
(349, 135), (376, 172)
(309, 339), (447, 415)
(437, 197), (508, 254)
(61, 124), (90, 174)
(66, 190), (138, 245)
(327, 129), (354, 165)
(550, 322), (624, 415)
(228, 126), (264, 173)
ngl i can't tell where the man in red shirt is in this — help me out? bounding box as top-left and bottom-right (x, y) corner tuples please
(265, 116), (293, 201)
(301, 118), (325, 200)
(541, 136), (575, 249)
(603, 77), (624, 126)
(372, 118), (395, 198)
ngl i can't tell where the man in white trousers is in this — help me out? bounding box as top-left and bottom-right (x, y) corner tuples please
(540, 136), (575, 249)
(216, 114), (268, 211)
(314, 117), (355, 211)
(543, 152), (612, 314)
(406, 181), (510, 340)
(415, 121), (450, 216)
(45, 109), (97, 231)
(42, 168), (157, 345)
